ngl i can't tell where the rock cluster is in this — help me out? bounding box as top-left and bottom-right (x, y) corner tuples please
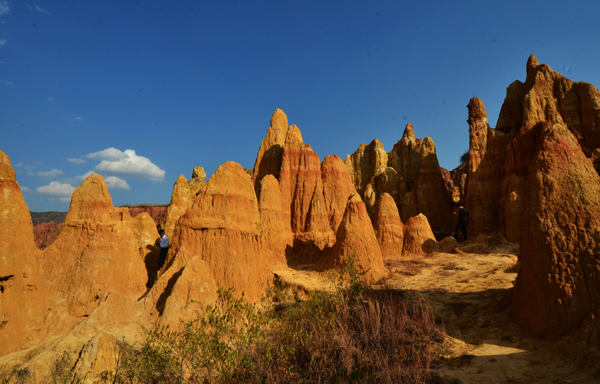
(3, 55), (600, 377)
(459, 55), (600, 338)
(344, 123), (453, 236)
(0, 158), (158, 355)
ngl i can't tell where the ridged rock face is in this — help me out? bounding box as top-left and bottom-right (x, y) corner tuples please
(402, 213), (436, 255)
(465, 98), (511, 236)
(387, 124), (422, 191)
(493, 55), (600, 240)
(304, 183), (335, 249)
(319, 193), (387, 282)
(252, 109), (290, 187)
(375, 167), (402, 204)
(400, 191), (418, 223)
(415, 137), (454, 235)
(169, 161), (271, 302)
(519, 55), (600, 154)
(344, 138), (388, 196)
(279, 127), (326, 237)
(258, 175), (292, 266)
(321, 155), (356, 233)
(162, 175), (194, 238)
(45, 174), (155, 318)
(513, 124), (600, 337)
(0, 151), (45, 355)
(372, 193), (404, 259)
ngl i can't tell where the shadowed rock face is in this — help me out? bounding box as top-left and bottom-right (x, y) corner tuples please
(458, 56), (600, 339)
(344, 138), (388, 196)
(252, 108), (290, 187)
(415, 137), (454, 235)
(388, 124), (422, 192)
(465, 97), (511, 237)
(513, 124), (600, 338)
(318, 193), (387, 282)
(321, 155), (356, 234)
(469, 54), (600, 238)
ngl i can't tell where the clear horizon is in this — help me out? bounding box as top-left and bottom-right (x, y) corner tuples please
(2, 1), (599, 212)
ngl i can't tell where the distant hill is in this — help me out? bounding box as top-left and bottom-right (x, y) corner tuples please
(30, 205), (168, 227)
(30, 211), (67, 226)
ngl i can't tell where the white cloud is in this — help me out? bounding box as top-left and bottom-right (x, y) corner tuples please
(67, 158), (87, 164)
(0, 2), (9, 17)
(86, 148), (165, 181)
(37, 168), (64, 178)
(105, 176), (130, 190)
(20, 186), (31, 193)
(0, 38), (6, 47)
(36, 181), (75, 197)
(0, 79), (13, 86)
(86, 147), (128, 160)
(72, 116), (83, 123)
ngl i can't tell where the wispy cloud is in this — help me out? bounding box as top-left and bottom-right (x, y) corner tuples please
(27, 5), (50, 14)
(0, 2), (9, 17)
(15, 163), (35, 174)
(72, 116), (83, 123)
(105, 176), (130, 190)
(0, 79), (14, 86)
(36, 181), (76, 198)
(67, 158), (87, 164)
(86, 147), (165, 181)
(0, 38), (6, 47)
(20, 186), (31, 193)
(37, 168), (64, 178)
(48, 97), (53, 101)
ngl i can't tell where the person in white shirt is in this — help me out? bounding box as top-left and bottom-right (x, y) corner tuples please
(157, 229), (169, 269)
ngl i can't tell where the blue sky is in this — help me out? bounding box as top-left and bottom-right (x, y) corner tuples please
(2, 1), (600, 212)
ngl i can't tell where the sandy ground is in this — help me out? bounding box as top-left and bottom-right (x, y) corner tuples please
(276, 238), (600, 384)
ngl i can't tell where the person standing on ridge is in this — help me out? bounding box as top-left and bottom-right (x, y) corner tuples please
(157, 229), (169, 269)
(453, 205), (468, 242)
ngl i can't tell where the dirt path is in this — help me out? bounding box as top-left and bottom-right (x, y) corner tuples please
(276, 238), (600, 384)
(383, 243), (599, 384)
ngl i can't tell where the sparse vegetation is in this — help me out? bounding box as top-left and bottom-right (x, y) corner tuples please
(107, 256), (444, 383)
